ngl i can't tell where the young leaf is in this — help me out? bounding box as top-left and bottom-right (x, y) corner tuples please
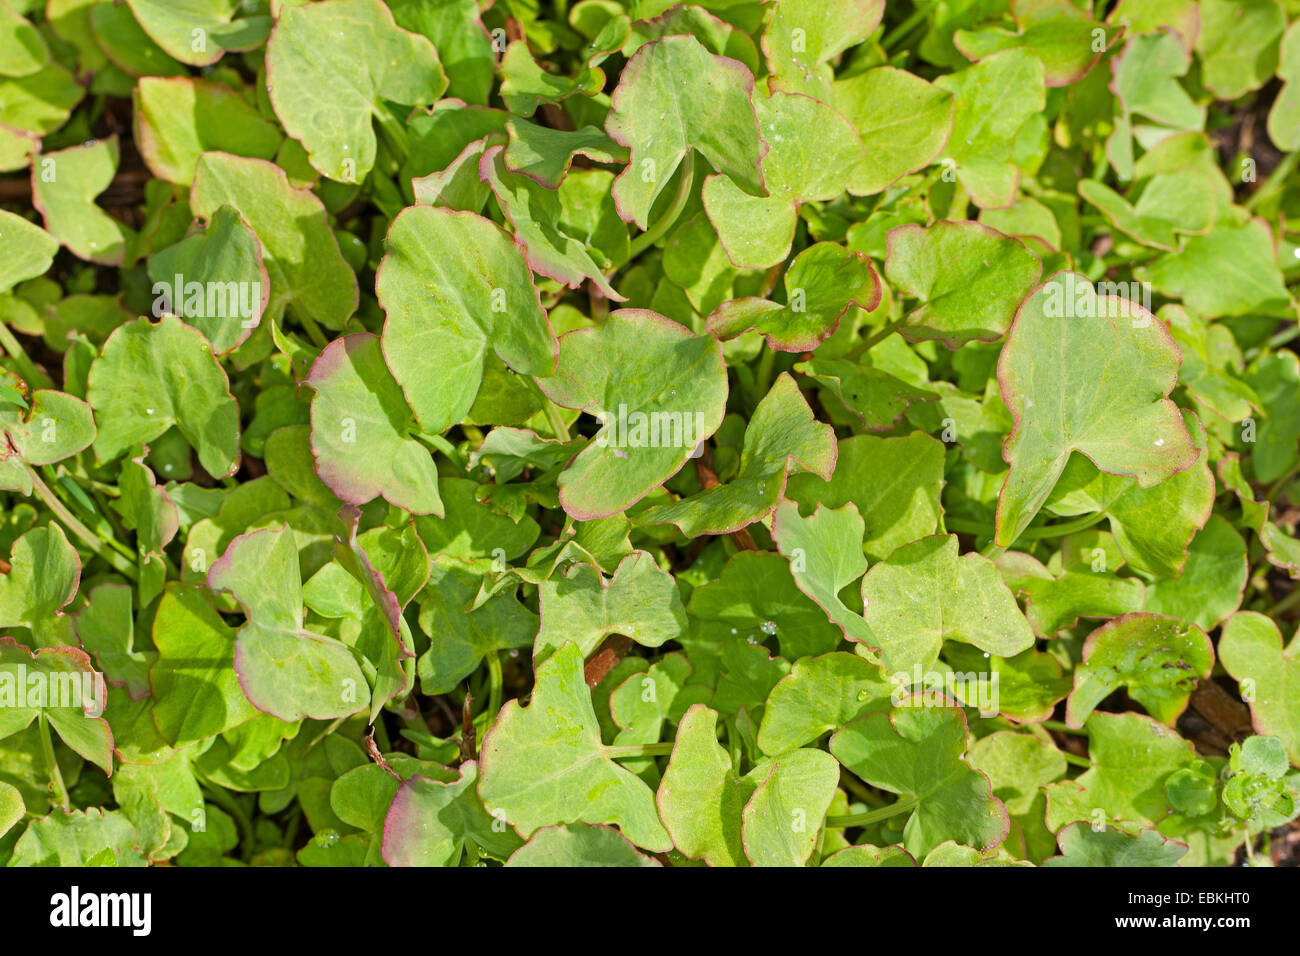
(478, 642), (673, 852)
(995, 272), (1197, 546)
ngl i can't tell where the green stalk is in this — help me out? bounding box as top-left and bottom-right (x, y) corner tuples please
(1041, 719), (1087, 736)
(753, 343), (777, 402)
(1265, 460), (1300, 503)
(825, 795), (920, 829)
(419, 432), (466, 469)
(38, 712), (70, 812)
(485, 650), (503, 733)
(854, 316), (907, 356)
(1062, 752), (1091, 769)
(1271, 583), (1300, 618)
(627, 161), (695, 260)
(882, 1), (938, 51)
(26, 466), (138, 580)
(525, 376), (571, 441)
(601, 741), (676, 759)
(0, 323), (52, 390)
(948, 511), (1106, 545)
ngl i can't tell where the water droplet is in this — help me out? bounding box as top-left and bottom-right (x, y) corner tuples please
(760, 620), (778, 635)
(730, 627), (738, 635)
(145, 408), (155, 415)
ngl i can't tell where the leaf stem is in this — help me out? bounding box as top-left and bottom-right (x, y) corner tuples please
(854, 316), (907, 355)
(0, 323), (52, 390)
(825, 794), (920, 829)
(526, 376), (571, 442)
(1041, 719), (1087, 736)
(882, 1), (939, 51)
(26, 466), (138, 580)
(38, 712), (70, 812)
(485, 650), (503, 732)
(419, 432), (466, 470)
(753, 343), (777, 401)
(1270, 583), (1300, 618)
(627, 160), (695, 260)
(1061, 751), (1092, 769)
(1265, 460), (1300, 503)
(601, 741), (676, 759)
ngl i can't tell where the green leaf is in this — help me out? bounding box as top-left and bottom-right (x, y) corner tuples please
(995, 272), (1197, 546)
(0, 524), (80, 649)
(639, 374), (834, 535)
(829, 67), (953, 195)
(147, 205), (269, 354)
(125, 0), (269, 66)
(757, 651), (892, 755)
(1143, 515), (1247, 630)
(1044, 823), (1187, 866)
(478, 144), (624, 300)
(1195, 0), (1285, 100)
(478, 642), (672, 851)
(208, 526), (370, 722)
(306, 332), (443, 516)
(656, 703), (753, 866)
(190, 152), (358, 329)
(742, 746), (840, 866)
(0, 209), (58, 294)
(0, 639), (112, 773)
(417, 559), (536, 696)
(536, 552), (687, 661)
(376, 205), (557, 434)
(708, 244), (880, 352)
(702, 92), (871, 269)
(861, 534), (1035, 673)
(0, 2), (48, 76)
(539, 310), (728, 519)
(0, 374), (96, 495)
(787, 432), (946, 562)
(382, 761), (523, 866)
(686, 551), (843, 661)
(10, 808), (146, 866)
(933, 50), (1046, 209)
(1219, 612), (1300, 766)
(1067, 614), (1213, 727)
(505, 822), (661, 867)
(605, 35), (766, 230)
(388, 0), (495, 106)
(136, 77), (283, 185)
(0, 779), (22, 838)
(266, 0), (446, 182)
(885, 220), (1042, 347)
(955, 0), (1106, 86)
(87, 313), (242, 478)
(1044, 712), (1198, 829)
(830, 705), (1008, 857)
(997, 550), (1146, 637)
(150, 583), (260, 746)
(762, 0), (884, 99)
(32, 137), (129, 265)
(1268, 21), (1300, 150)
(771, 499), (876, 648)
